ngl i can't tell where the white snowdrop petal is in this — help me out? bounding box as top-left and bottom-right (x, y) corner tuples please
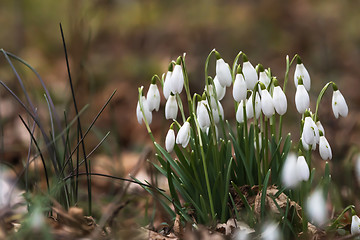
(243, 61), (258, 90)
(261, 89), (275, 117)
(216, 59), (232, 87)
(147, 84), (161, 111)
(351, 215), (360, 235)
(163, 71), (172, 99)
(282, 153), (300, 189)
(319, 136), (332, 160)
(165, 129), (175, 152)
(165, 95), (178, 120)
(273, 86), (287, 115)
(295, 85), (310, 114)
(170, 65), (184, 94)
(294, 63), (311, 91)
(236, 100), (245, 123)
(233, 74), (247, 102)
(332, 90), (348, 118)
(306, 189), (327, 226)
(296, 156), (310, 181)
(214, 76), (227, 100)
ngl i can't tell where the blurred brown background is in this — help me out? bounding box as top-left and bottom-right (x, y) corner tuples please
(0, 0), (359, 215)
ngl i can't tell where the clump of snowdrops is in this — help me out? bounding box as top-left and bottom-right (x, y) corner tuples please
(136, 49), (354, 238)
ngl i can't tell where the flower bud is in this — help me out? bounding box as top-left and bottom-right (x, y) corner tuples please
(169, 64), (184, 94)
(295, 84), (309, 114)
(215, 52), (232, 87)
(165, 128), (175, 152)
(319, 136), (332, 160)
(242, 55), (258, 90)
(332, 89), (348, 118)
(146, 83), (161, 111)
(296, 156), (310, 181)
(233, 73), (247, 102)
(261, 89), (275, 118)
(236, 100), (246, 123)
(197, 100), (211, 130)
(294, 57), (311, 91)
(165, 94), (178, 120)
(272, 86), (287, 115)
(163, 65), (173, 99)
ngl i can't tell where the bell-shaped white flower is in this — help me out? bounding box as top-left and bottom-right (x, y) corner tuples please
(242, 54), (258, 90)
(215, 52), (232, 87)
(282, 153), (299, 189)
(258, 65), (271, 88)
(197, 100), (211, 130)
(319, 135), (332, 160)
(169, 60), (184, 94)
(295, 82), (310, 114)
(136, 95), (152, 125)
(236, 100), (246, 123)
(176, 121), (191, 148)
(272, 85), (287, 115)
(306, 189), (327, 226)
(296, 156), (310, 181)
(165, 128), (175, 152)
(294, 57), (311, 91)
(260, 88), (275, 118)
(246, 91), (261, 119)
(212, 101), (224, 124)
(163, 64), (173, 99)
(332, 89), (348, 118)
(351, 215), (360, 235)
(233, 72), (247, 102)
(214, 76), (226, 100)
(146, 83), (161, 111)
(165, 94), (178, 120)
(302, 116), (319, 146)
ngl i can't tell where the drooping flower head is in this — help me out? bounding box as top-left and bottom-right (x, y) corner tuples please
(319, 132), (332, 160)
(258, 64), (271, 88)
(214, 75), (226, 100)
(259, 83), (275, 118)
(332, 84), (348, 119)
(165, 127), (175, 152)
(215, 51), (232, 87)
(197, 98), (211, 130)
(294, 56), (311, 91)
(233, 65), (247, 102)
(176, 120), (191, 148)
(295, 77), (310, 114)
(302, 115), (319, 147)
(246, 91), (261, 119)
(146, 76), (161, 111)
(272, 78), (287, 115)
(136, 89), (152, 125)
(169, 57), (184, 94)
(163, 63), (173, 99)
(165, 93), (178, 120)
(242, 54), (258, 90)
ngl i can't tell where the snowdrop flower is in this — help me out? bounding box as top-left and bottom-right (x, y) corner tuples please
(282, 153), (299, 189)
(295, 79), (310, 114)
(272, 80), (287, 115)
(332, 88), (348, 118)
(146, 81), (161, 111)
(212, 101), (224, 124)
(316, 121), (325, 136)
(260, 85), (275, 118)
(242, 54), (258, 90)
(306, 189), (327, 226)
(302, 137), (316, 151)
(233, 67), (247, 102)
(246, 91), (261, 119)
(163, 63), (173, 99)
(215, 51), (232, 87)
(351, 215), (360, 236)
(136, 95), (152, 125)
(197, 100), (211, 130)
(319, 135), (332, 160)
(302, 116), (319, 146)
(294, 56), (311, 91)
(165, 128), (175, 152)
(258, 65), (271, 88)
(214, 76), (226, 100)
(169, 58), (184, 94)
(296, 156), (310, 181)
(165, 94), (178, 120)
(236, 100), (246, 123)
(176, 121), (191, 148)
(261, 222), (282, 240)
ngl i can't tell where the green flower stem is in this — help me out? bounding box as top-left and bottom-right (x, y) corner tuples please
(243, 104), (250, 166)
(193, 113), (215, 219)
(232, 51), (243, 78)
(180, 55), (194, 114)
(176, 94), (186, 123)
(314, 82), (334, 121)
(279, 54), (298, 140)
(204, 49), (216, 83)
